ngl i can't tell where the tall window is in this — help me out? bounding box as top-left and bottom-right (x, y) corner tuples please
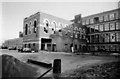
(110, 33), (116, 42)
(86, 19), (89, 25)
(94, 34), (99, 43)
(99, 34), (104, 43)
(34, 20), (37, 33)
(90, 18), (94, 24)
(99, 24), (104, 31)
(52, 21), (57, 34)
(91, 35), (94, 43)
(104, 23), (109, 31)
(109, 13), (115, 20)
(105, 33), (110, 42)
(82, 20), (86, 25)
(94, 17), (99, 23)
(110, 23), (115, 30)
(99, 16), (104, 22)
(44, 20), (49, 33)
(115, 22), (119, 30)
(29, 22), (32, 34)
(104, 15), (109, 21)
(116, 32), (120, 42)
(90, 26), (95, 32)
(25, 24), (28, 35)
(94, 25), (99, 32)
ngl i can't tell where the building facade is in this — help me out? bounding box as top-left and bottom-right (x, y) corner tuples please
(80, 8), (120, 53)
(23, 12), (71, 52)
(23, 12), (87, 52)
(3, 38), (23, 49)
(2, 32), (23, 49)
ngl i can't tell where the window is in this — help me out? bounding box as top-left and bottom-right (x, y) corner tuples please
(110, 33), (116, 42)
(90, 18), (94, 24)
(91, 35), (94, 43)
(116, 32), (120, 42)
(44, 20), (49, 33)
(99, 16), (104, 22)
(87, 27), (91, 33)
(25, 24), (28, 35)
(86, 19), (89, 25)
(105, 33), (110, 42)
(99, 34), (105, 43)
(82, 20), (86, 25)
(109, 45), (116, 51)
(94, 25), (99, 32)
(94, 34), (99, 43)
(109, 13), (115, 20)
(94, 17), (99, 23)
(105, 45), (110, 51)
(104, 15), (109, 21)
(75, 44), (77, 50)
(99, 24), (104, 31)
(115, 12), (118, 19)
(90, 26), (95, 32)
(24, 44), (26, 48)
(34, 20), (37, 33)
(104, 23), (109, 31)
(110, 23), (115, 30)
(115, 22), (119, 30)
(29, 21), (32, 34)
(33, 43), (35, 46)
(52, 21), (57, 33)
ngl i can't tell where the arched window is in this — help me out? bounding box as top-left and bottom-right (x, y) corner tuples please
(34, 20), (37, 33)
(29, 21), (32, 34)
(44, 19), (50, 33)
(34, 20), (37, 27)
(25, 24), (28, 35)
(59, 23), (63, 29)
(51, 21), (57, 34)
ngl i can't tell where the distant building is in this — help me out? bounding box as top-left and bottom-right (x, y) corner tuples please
(2, 31), (23, 49)
(79, 8), (120, 53)
(3, 38), (23, 49)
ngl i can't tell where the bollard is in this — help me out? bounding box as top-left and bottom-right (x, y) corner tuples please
(53, 59), (61, 74)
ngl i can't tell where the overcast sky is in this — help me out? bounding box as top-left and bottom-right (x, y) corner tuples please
(0, 0), (119, 45)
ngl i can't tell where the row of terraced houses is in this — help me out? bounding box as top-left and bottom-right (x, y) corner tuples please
(2, 6), (120, 53)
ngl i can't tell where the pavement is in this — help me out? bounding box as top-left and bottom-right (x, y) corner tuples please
(0, 49), (119, 77)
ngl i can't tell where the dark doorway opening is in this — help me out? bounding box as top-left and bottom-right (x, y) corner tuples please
(41, 38), (52, 50)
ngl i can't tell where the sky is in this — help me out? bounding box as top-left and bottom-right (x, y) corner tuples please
(0, 0), (119, 45)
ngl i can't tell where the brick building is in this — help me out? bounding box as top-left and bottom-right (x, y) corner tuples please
(23, 12), (71, 52)
(23, 12), (87, 52)
(78, 8), (120, 53)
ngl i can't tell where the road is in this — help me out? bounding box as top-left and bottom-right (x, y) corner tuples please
(0, 49), (119, 77)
